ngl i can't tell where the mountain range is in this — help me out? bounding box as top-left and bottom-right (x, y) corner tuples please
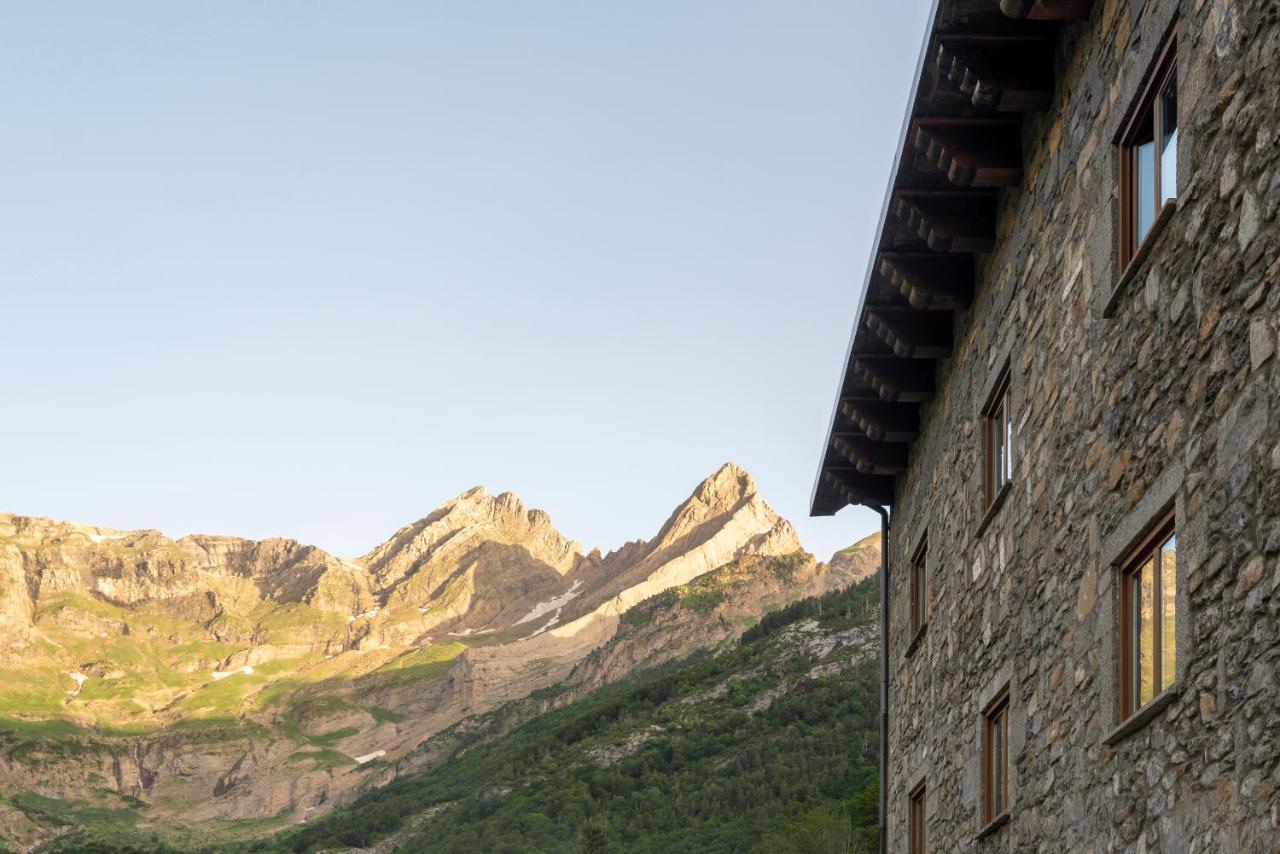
(0, 464), (878, 851)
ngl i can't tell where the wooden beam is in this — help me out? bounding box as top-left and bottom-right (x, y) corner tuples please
(821, 470), (859, 509)
(878, 253), (974, 310)
(892, 192), (996, 254)
(832, 436), (910, 476)
(935, 36), (1055, 112)
(822, 469), (896, 508)
(1000, 0), (1095, 21)
(811, 488), (848, 517)
(912, 118), (1023, 187)
(851, 356), (936, 403)
(865, 308), (953, 359)
(837, 373), (884, 403)
(839, 399), (919, 443)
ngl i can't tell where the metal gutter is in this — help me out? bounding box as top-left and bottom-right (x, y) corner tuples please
(873, 506), (891, 854)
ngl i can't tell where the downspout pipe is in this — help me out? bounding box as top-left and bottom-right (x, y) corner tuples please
(870, 504), (891, 854)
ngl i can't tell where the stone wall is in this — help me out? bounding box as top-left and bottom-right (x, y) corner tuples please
(885, 0), (1280, 851)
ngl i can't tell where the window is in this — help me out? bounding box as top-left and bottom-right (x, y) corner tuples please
(1119, 36), (1178, 269)
(983, 368), (1012, 507)
(910, 536), (929, 637)
(909, 782), (927, 854)
(1119, 512), (1177, 718)
(983, 689), (1010, 825)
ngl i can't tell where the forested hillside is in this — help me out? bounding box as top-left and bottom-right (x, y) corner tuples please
(255, 574), (883, 854)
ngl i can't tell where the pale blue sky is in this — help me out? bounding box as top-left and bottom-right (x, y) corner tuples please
(1, 1), (931, 561)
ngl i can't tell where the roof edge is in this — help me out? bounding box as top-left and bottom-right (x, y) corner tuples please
(809, 0), (945, 517)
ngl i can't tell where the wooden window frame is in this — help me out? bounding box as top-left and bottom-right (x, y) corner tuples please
(910, 535), (929, 638)
(982, 366), (1012, 509)
(1118, 510), (1177, 719)
(1118, 34), (1178, 271)
(982, 689), (1010, 826)
(909, 780), (927, 854)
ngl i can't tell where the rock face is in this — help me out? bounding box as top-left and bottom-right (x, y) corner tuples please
(563, 544), (877, 696)
(826, 533), (881, 586)
(360, 487), (592, 644)
(571, 462), (803, 619)
(0, 464), (872, 849)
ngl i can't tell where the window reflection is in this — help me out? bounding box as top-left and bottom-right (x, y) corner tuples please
(1161, 534), (1177, 691)
(1120, 516), (1178, 718)
(1159, 74), (1178, 207)
(1137, 558), (1155, 707)
(1137, 140), (1156, 241)
(1120, 39), (1177, 266)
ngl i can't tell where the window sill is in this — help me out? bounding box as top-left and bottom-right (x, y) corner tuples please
(1104, 200), (1177, 319)
(975, 811), (1010, 841)
(905, 624), (927, 658)
(1104, 685), (1180, 746)
(975, 483), (1011, 539)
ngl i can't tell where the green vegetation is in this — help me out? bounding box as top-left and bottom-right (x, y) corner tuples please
(236, 575), (881, 854)
(756, 782), (879, 854)
(9, 791), (139, 834)
(676, 586), (724, 612)
(619, 589), (678, 628)
(29, 803), (296, 854)
(739, 581), (875, 647)
(288, 748), (355, 770)
(2, 791), (161, 853)
(831, 532), (880, 560)
(308, 726), (360, 747)
(762, 550), (809, 582)
(369, 642), (467, 684)
(368, 706), (405, 724)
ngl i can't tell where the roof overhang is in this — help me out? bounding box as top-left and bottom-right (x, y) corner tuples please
(810, 0), (1095, 516)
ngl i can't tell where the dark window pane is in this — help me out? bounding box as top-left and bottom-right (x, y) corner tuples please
(912, 566), (918, 630)
(922, 558), (929, 622)
(913, 560), (925, 630)
(989, 393), (1011, 498)
(995, 409), (1003, 490)
(990, 414), (999, 495)
(910, 789), (926, 854)
(1002, 710), (1009, 810)
(992, 714), (1004, 815)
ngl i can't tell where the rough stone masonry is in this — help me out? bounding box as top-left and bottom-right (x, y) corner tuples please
(813, 0), (1280, 851)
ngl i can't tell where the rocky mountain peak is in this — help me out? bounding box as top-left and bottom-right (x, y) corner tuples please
(696, 461), (756, 502)
(648, 462), (789, 555)
(361, 486), (586, 604)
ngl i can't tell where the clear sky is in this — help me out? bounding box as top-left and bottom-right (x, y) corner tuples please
(1, 1), (932, 562)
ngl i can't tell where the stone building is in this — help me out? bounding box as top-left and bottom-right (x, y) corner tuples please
(810, 0), (1279, 851)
